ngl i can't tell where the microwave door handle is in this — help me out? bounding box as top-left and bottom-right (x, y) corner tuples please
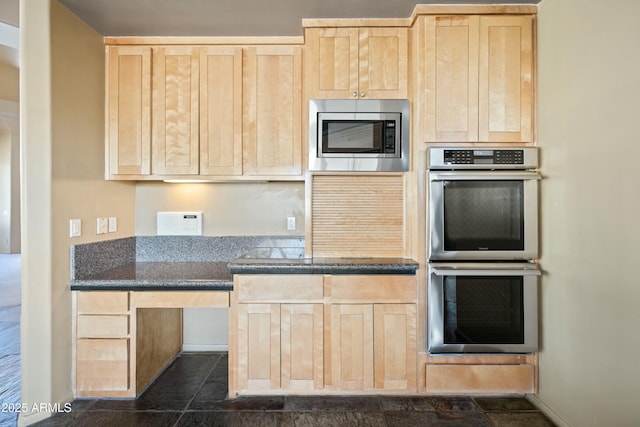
(431, 267), (542, 277)
(429, 171), (542, 181)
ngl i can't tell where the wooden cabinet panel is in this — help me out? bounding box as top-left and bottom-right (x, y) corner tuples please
(306, 27), (407, 99)
(152, 46), (200, 175)
(107, 46), (151, 177)
(359, 28), (408, 99)
(237, 275), (323, 302)
(200, 46), (243, 175)
(425, 16), (479, 142)
(479, 15), (533, 142)
(374, 304), (416, 390)
(76, 339), (129, 391)
(77, 315), (129, 338)
(281, 304), (324, 390)
(311, 174), (405, 257)
(423, 15), (533, 143)
(77, 291), (129, 314)
(243, 46), (303, 176)
(307, 27), (359, 98)
(237, 303), (281, 390)
(425, 364), (534, 394)
(326, 275), (416, 303)
(329, 304), (374, 390)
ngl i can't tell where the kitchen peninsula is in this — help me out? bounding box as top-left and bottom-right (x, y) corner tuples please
(70, 236), (418, 398)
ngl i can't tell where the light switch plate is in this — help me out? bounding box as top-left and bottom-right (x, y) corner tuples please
(96, 217), (108, 235)
(108, 217), (117, 233)
(287, 216), (296, 231)
(69, 219), (81, 237)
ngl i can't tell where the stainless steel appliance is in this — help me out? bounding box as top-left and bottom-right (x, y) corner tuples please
(427, 262), (539, 353)
(309, 99), (410, 171)
(428, 147), (540, 261)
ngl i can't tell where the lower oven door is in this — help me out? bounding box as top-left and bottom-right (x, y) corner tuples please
(427, 262), (539, 354)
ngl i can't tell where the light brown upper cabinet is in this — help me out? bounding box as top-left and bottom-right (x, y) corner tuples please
(306, 27), (408, 99)
(423, 15), (533, 143)
(106, 46), (152, 177)
(105, 44), (301, 180)
(243, 46), (303, 176)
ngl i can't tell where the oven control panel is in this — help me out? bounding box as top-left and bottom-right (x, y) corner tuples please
(428, 147), (538, 170)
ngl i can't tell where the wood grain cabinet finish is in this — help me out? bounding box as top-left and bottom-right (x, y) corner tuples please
(232, 274), (417, 395)
(235, 275), (324, 393)
(75, 291), (131, 396)
(106, 46), (152, 177)
(243, 46), (303, 176)
(306, 27), (408, 99)
(106, 44), (301, 180)
(423, 15), (533, 143)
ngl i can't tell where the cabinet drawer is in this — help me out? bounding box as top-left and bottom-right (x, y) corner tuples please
(77, 292), (129, 314)
(326, 275), (416, 303)
(236, 275), (323, 302)
(77, 315), (129, 338)
(425, 364), (534, 394)
(76, 339), (129, 391)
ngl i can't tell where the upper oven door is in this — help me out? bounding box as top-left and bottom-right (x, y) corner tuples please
(429, 171), (540, 261)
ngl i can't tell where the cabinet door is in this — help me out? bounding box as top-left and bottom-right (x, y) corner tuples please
(200, 46), (243, 175)
(360, 28), (408, 99)
(76, 338), (129, 392)
(243, 46), (303, 176)
(329, 304), (374, 390)
(237, 304), (281, 390)
(281, 304), (323, 391)
(107, 46), (151, 177)
(152, 46), (200, 175)
(424, 16), (479, 142)
(479, 15), (533, 143)
(306, 27), (359, 99)
(374, 304), (417, 391)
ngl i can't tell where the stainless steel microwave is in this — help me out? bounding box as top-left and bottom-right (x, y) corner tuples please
(309, 99), (410, 171)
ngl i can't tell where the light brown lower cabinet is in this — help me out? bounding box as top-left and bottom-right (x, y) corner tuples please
(74, 290), (229, 398)
(231, 274), (418, 396)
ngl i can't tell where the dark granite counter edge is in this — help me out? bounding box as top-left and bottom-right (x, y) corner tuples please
(70, 280), (233, 292)
(227, 262), (419, 276)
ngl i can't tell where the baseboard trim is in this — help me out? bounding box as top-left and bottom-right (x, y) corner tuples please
(182, 344), (228, 352)
(527, 394), (572, 427)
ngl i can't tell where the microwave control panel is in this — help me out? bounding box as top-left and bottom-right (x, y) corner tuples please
(429, 147), (538, 170)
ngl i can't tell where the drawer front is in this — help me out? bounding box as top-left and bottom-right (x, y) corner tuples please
(76, 338), (129, 391)
(77, 315), (129, 338)
(326, 275), (416, 303)
(77, 291), (129, 314)
(236, 275), (324, 302)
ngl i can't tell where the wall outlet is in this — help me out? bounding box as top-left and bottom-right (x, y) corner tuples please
(108, 217), (117, 233)
(287, 216), (296, 231)
(69, 219), (82, 238)
(96, 217), (108, 235)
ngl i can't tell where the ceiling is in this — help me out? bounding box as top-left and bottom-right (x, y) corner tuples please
(58, 0), (540, 37)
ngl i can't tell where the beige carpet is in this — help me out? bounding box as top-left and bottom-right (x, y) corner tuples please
(0, 254), (20, 307)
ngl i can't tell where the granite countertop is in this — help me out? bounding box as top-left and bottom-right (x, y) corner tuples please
(69, 262), (233, 291)
(69, 236), (419, 292)
(228, 255), (419, 275)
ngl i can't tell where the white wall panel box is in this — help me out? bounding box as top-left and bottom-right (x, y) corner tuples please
(157, 212), (203, 236)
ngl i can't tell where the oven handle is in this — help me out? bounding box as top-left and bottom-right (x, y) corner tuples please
(429, 171), (542, 181)
(431, 267), (542, 276)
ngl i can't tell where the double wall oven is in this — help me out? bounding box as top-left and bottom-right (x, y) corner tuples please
(427, 147), (541, 354)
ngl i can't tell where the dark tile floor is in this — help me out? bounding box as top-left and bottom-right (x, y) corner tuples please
(30, 352), (556, 427)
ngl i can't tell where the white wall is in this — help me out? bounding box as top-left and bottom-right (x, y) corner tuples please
(19, 1), (136, 424)
(535, 1), (640, 426)
(135, 181), (305, 236)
